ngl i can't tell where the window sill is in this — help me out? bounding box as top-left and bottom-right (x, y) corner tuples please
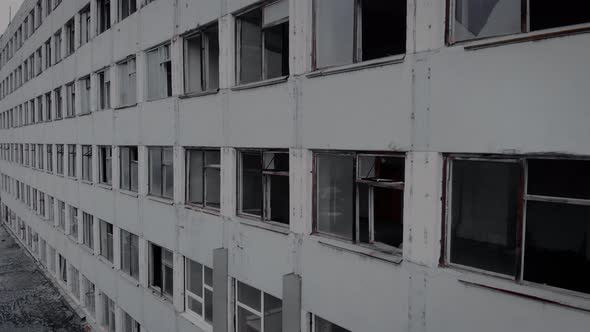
(119, 189), (139, 198)
(78, 111), (91, 117)
(114, 103), (137, 110)
(45, 170), (53, 174)
(67, 234), (78, 244)
(97, 255), (115, 269)
(307, 54), (405, 78)
(147, 287), (174, 306)
(80, 244), (95, 256)
(66, 176), (77, 181)
(96, 183), (113, 191)
(119, 270), (140, 287)
(312, 235), (403, 264)
(56, 174), (64, 178)
(455, 23), (590, 51)
(456, 270), (590, 313)
(231, 76), (288, 91)
(64, 115), (76, 119)
(236, 215), (290, 235)
(184, 204), (220, 216)
(181, 312), (213, 332)
(179, 89), (219, 99)
(146, 195), (174, 206)
(80, 179), (93, 186)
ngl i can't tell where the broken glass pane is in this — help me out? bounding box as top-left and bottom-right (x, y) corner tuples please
(454, 0), (521, 42)
(269, 174), (289, 225)
(263, 22), (289, 79)
(242, 152), (263, 216)
(373, 187), (403, 248)
(524, 201), (590, 294)
(450, 160), (519, 276)
(361, 0), (406, 60)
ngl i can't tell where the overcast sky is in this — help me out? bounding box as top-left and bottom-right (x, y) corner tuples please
(0, 0), (25, 36)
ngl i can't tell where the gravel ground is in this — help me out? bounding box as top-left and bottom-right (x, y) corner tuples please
(0, 224), (85, 331)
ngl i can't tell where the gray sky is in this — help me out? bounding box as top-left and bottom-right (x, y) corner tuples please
(0, 0), (25, 36)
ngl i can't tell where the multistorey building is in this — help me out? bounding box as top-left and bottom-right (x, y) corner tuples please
(0, 1), (590, 332)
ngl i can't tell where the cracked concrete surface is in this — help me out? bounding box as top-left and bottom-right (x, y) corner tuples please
(0, 224), (85, 332)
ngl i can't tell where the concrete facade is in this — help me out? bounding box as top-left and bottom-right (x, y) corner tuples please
(0, 1), (589, 332)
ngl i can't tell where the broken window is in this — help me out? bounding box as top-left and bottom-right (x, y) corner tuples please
(314, 0), (406, 69)
(235, 280), (282, 332)
(83, 212), (94, 249)
(186, 148), (221, 210)
(149, 146), (174, 199)
(120, 146), (138, 192)
(102, 293), (116, 332)
(65, 19), (75, 55)
(147, 44), (172, 100)
(80, 76), (91, 114)
(69, 206), (78, 239)
(57, 144), (64, 175)
(447, 157), (590, 295)
(99, 219), (114, 262)
(121, 228), (139, 279)
(451, 0), (590, 43)
(118, 57), (136, 106)
(80, 6), (91, 46)
(314, 315), (351, 332)
(66, 82), (75, 117)
(315, 152), (405, 252)
(98, 0), (111, 34)
(99, 146), (112, 185)
(68, 144), (77, 177)
(54, 30), (62, 62)
(82, 145), (92, 181)
(184, 24), (219, 94)
(150, 243), (174, 299)
(239, 150), (289, 225)
(59, 254), (67, 283)
(96, 69), (111, 110)
(237, 1), (289, 85)
(119, 0), (137, 21)
(83, 276), (96, 317)
(185, 258), (213, 324)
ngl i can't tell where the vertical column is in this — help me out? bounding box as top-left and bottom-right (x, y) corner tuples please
(76, 144), (82, 180)
(173, 252), (184, 311)
(112, 146), (120, 190)
(110, 0), (118, 27)
(289, 149), (313, 235)
(135, 52), (145, 103)
(213, 248), (229, 332)
(282, 274), (302, 332)
(92, 145), (100, 184)
(74, 12), (81, 50)
(171, 38), (183, 97)
(173, 146), (184, 205)
(218, 15), (235, 89)
(220, 148), (236, 219)
(93, 215), (100, 255)
(113, 227), (121, 269)
(290, 0), (312, 75)
(139, 238), (149, 287)
(402, 151), (443, 266)
(138, 146), (148, 196)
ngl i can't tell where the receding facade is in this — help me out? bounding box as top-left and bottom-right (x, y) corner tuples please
(1, 1), (590, 332)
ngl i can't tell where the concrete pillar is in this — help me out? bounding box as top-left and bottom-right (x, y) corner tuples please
(138, 146), (149, 196)
(93, 214), (100, 255)
(289, 0), (312, 75)
(173, 146), (184, 205)
(282, 273), (302, 332)
(289, 149), (313, 235)
(218, 15), (235, 89)
(220, 148), (236, 219)
(92, 145), (100, 184)
(213, 248), (228, 332)
(402, 151), (443, 267)
(112, 146), (120, 190)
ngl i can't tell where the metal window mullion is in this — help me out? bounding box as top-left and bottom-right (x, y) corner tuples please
(369, 185), (375, 243)
(355, 185), (360, 243)
(201, 264), (206, 317)
(355, 0), (362, 62)
(516, 159), (527, 282)
(260, 289), (265, 332)
(352, 155), (358, 242)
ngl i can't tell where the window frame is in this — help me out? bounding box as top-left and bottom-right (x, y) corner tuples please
(97, 68), (111, 110)
(185, 147), (221, 211)
(183, 23), (220, 94)
(117, 56), (137, 107)
(81, 145), (93, 182)
(120, 228), (139, 279)
(120, 146), (138, 192)
(234, 279), (282, 332)
(184, 258), (213, 324)
(99, 219), (114, 263)
(99, 146), (113, 185)
(146, 43), (172, 101)
(149, 243), (174, 299)
(148, 146), (174, 199)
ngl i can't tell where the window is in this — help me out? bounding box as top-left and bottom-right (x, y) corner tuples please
(66, 82), (75, 117)
(70, 265), (80, 300)
(45, 39), (52, 68)
(146, 44), (172, 100)
(98, 69), (111, 110)
(83, 212), (94, 249)
(39, 192), (45, 217)
(68, 144), (77, 177)
(48, 246), (56, 273)
(80, 6), (91, 46)
(58, 200), (66, 230)
(235, 280), (282, 332)
(48, 196), (54, 221)
(46, 0), (52, 15)
(184, 25), (219, 94)
(83, 276), (96, 317)
(314, 0), (406, 69)
(313, 315), (350, 332)
(185, 258), (213, 323)
(50, 144), (57, 174)
(30, 99), (36, 123)
(45, 92), (52, 121)
(37, 96), (44, 122)
(82, 145), (93, 181)
(31, 10), (37, 32)
(98, 0), (111, 34)
(120, 146), (138, 192)
(123, 312), (141, 332)
(102, 293), (116, 332)
(121, 229), (139, 279)
(186, 148), (220, 210)
(55, 87), (63, 119)
(40, 239), (47, 265)
(446, 157), (590, 295)
(99, 220), (114, 262)
(59, 254), (67, 283)
(150, 243), (174, 298)
(56, 144), (64, 175)
(69, 206), (78, 238)
(117, 57), (136, 106)
(80, 76), (91, 114)
(119, 0), (137, 21)
(239, 150), (289, 225)
(31, 144), (37, 168)
(315, 153), (405, 252)
(36, 1), (43, 27)
(450, 1), (590, 43)
(37, 144), (43, 169)
(54, 30), (62, 62)
(32, 189), (38, 211)
(36, 47), (43, 75)
(237, 1), (289, 84)
(99, 146), (112, 185)
(149, 146), (174, 199)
